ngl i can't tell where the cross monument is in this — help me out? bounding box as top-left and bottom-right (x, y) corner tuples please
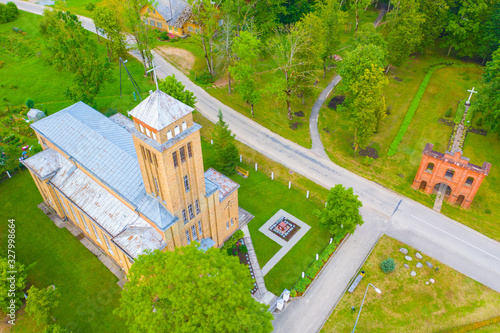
(466, 87), (478, 105)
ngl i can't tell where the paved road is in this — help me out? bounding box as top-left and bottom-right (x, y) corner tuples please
(8, 2), (500, 332)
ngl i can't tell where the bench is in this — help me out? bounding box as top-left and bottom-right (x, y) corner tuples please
(236, 166), (249, 178)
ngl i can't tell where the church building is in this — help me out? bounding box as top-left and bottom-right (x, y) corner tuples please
(22, 89), (240, 273)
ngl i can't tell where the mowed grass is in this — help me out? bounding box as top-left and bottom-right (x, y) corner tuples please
(321, 235), (500, 333)
(319, 56), (500, 241)
(0, 172), (124, 333)
(199, 130), (330, 295)
(0, 11), (155, 115)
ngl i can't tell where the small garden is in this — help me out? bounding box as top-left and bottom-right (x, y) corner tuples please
(321, 235), (500, 333)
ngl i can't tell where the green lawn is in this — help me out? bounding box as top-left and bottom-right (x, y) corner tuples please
(0, 172), (124, 332)
(321, 235), (500, 333)
(319, 56), (500, 241)
(0, 11), (155, 115)
(200, 138), (331, 295)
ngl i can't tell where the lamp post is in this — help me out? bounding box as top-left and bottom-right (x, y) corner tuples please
(351, 283), (381, 332)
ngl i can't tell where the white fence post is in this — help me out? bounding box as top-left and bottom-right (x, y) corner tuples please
(302, 272), (305, 278)
(271, 172), (274, 180)
(210, 139), (213, 145)
(240, 155), (242, 163)
(316, 254), (319, 260)
(255, 163), (258, 171)
(288, 181), (291, 189)
(306, 191), (310, 199)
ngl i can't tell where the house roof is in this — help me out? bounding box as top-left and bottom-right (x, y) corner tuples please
(30, 102), (177, 231)
(28, 109), (44, 118)
(23, 149), (167, 259)
(204, 168), (239, 202)
(150, 0), (192, 28)
(128, 90), (194, 131)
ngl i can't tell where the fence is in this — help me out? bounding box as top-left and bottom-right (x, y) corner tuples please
(0, 165), (27, 184)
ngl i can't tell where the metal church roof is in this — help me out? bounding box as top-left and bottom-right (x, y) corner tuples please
(128, 89), (194, 131)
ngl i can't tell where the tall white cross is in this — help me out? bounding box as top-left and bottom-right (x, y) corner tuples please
(146, 61), (160, 90)
(467, 87), (478, 103)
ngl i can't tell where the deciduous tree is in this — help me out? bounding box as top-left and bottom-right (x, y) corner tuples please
(25, 286), (60, 325)
(313, 184), (363, 236)
(158, 74), (197, 107)
(213, 110), (239, 174)
(0, 258), (29, 312)
(215, 15), (236, 94)
(475, 47), (500, 133)
(115, 244), (273, 332)
(349, 0), (372, 33)
(93, 3), (127, 61)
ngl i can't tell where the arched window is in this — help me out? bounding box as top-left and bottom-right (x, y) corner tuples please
(174, 126), (180, 135)
(465, 177), (474, 186)
(426, 163), (434, 172)
(182, 121), (187, 131)
(445, 169), (455, 180)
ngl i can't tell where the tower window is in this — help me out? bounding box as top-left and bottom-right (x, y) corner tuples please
(195, 200), (200, 214)
(174, 126), (180, 135)
(182, 209), (188, 224)
(167, 130), (173, 140)
(226, 222), (229, 230)
(466, 177), (474, 186)
(191, 224), (197, 240)
(152, 132), (157, 140)
(180, 147), (186, 162)
(185, 230), (191, 244)
(231, 218), (234, 226)
(146, 150), (152, 163)
(140, 124), (144, 133)
(172, 152), (178, 168)
(198, 220), (203, 235)
(188, 204), (195, 219)
(146, 128), (151, 137)
(154, 177), (160, 194)
(184, 175), (190, 192)
(182, 121), (187, 131)
(152, 154), (158, 166)
(187, 142), (192, 158)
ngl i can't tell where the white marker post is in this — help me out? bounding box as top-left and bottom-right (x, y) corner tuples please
(306, 191), (310, 199)
(240, 155), (242, 163)
(255, 163), (258, 171)
(288, 181), (291, 189)
(271, 172), (274, 180)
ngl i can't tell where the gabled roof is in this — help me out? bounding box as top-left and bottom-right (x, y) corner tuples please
(149, 0), (192, 28)
(27, 108), (44, 117)
(30, 102), (177, 231)
(129, 90), (194, 131)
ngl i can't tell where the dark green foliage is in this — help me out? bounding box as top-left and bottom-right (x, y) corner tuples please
(160, 31), (169, 41)
(476, 48), (500, 133)
(158, 74), (196, 107)
(380, 257), (396, 273)
(25, 98), (34, 109)
(85, 2), (96, 11)
(213, 110), (239, 175)
(294, 277), (311, 293)
(454, 100), (466, 124)
(445, 107), (452, 118)
(476, 117), (483, 127)
(43, 324), (69, 333)
(305, 260), (322, 279)
(0, 257), (29, 311)
(25, 285), (60, 325)
(0, 2), (19, 23)
(221, 229), (245, 251)
(363, 156), (374, 166)
(104, 107), (118, 117)
(195, 71), (215, 84)
(240, 245), (248, 254)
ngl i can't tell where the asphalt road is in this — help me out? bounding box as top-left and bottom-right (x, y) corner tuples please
(7, 2), (500, 332)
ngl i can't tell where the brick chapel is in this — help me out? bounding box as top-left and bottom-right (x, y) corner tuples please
(22, 89), (240, 273)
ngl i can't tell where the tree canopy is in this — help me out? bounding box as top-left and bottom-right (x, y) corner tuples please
(476, 48), (500, 133)
(115, 245), (273, 332)
(0, 257), (29, 311)
(213, 110), (239, 174)
(314, 184), (364, 236)
(25, 285), (60, 325)
(158, 75), (197, 108)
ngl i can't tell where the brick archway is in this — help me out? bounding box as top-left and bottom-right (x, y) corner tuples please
(412, 144), (491, 209)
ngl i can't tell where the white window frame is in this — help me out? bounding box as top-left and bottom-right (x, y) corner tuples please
(191, 225), (197, 240)
(182, 121), (187, 131)
(198, 220), (203, 236)
(157, 22), (162, 28)
(69, 204), (80, 225)
(152, 132), (157, 140)
(231, 218), (234, 226)
(174, 126), (180, 135)
(182, 209), (188, 224)
(150, 20), (155, 26)
(140, 124), (144, 133)
(146, 128), (151, 137)
(188, 204), (195, 219)
(79, 211), (90, 234)
(167, 130), (173, 140)
(226, 222), (229, 230)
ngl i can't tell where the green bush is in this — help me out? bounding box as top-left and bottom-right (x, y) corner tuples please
(294, 277), (311, 294)
(362, 156), (374, 166)
(476, 117), (483, 127)
(380, 258), (396, 273)
(290, 289), (297, 297)
(464, 104), (475, 127)
(240, 245), (248, 254)
(196, 71), (215, 84)
(221, 229), (245, 251)
(445, 107), (452, 118)
(0, 2), (19, 24)
(306, 260), (323, 279)
(160, 31), (170, 41)
(85, 2), (96, 11)
(454, 100), (466, 124)
(25, 98), (34, 109)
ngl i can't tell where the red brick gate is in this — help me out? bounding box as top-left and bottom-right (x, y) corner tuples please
(412, 144), (491, 209)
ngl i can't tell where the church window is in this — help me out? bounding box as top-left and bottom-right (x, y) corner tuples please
(226, 222), (229, 230)
(146, 128), (151, 137)
(187, 142), (192, 158)
(58, 194), (70, 217)
(184, 175), (190, 192)
(150, 20), (155, 26)
(152, 132), (157, 140)
(188, 204), (195, 219)
(445, 169), (455, 180)
(182, 121), (187, 131)
(426, 163), (434, 172)
(466, 177), (474, 186)
(191, 224), (197, 240)
(153, 154), (158, 166)
(78, 211), (89, 234)
(198, 220), (203, 235)
(104, 234), (114, 255)
(174, 126), (180, 135)
(91, 223), (102, 244)
(182, 209), (188, 224)
(231, 218), (234, 226)
(146, 149), (152, 163)
(185, 230), (191, 244)
(195, 200), (200, 214)
(140, 124), (144, 133)
(173, 152), (178, 167)
(180, 147), (186, 162)
(154, 177), (160, 194)
(167, 130), (173, 140)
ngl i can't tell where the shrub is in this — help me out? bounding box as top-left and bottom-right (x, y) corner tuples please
(294, 277), (311, 294)
(476, 117), (483, 127)
(0, 2), (19, 23)
(362, 156), (374, 166)
(221, 229), (245, 251)
(445, 107), (452, 117)
(104, 107), (118, 117)
(290, 289), (297, 297)
(306, 260), (323, 279)
(380, 258), (396, 273)
(196, 71), (215, 84)
(85, 2), (96, 11)
(240, 245), (248, 254)
(25, 98), (34, 109)
(454, 100), (466, 124)
(160, 31), (170, 41)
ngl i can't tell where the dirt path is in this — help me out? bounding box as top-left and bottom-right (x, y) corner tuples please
(155, 46), (195, 75)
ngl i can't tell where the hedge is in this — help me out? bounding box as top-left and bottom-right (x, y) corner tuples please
(454, 100), (466, 124)
(464, 103), (475, 127)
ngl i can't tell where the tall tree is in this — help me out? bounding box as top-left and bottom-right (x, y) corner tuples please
(40, 10), (113, 104)
(267, 26), (313, 120)
(253, 0), (287, 39)
(189, 0), (221, 76)
(213, 110), (239, 174)
(476, 47), (500, 133)
(353, 22), (387, 50)
(93, 3), (127, 61)
(478, 3), (500, 63)
(25, 286), (60, 325)
(230, 31), (261, 116)
(386, 0), (424, 71)
(417, 0), (449, 54)
(116, 245), (273, 332)
(349, 0), (372, 33)
(313, 184), (364, 236)
(158, 75), (197, 107)
(0, 258), (29, 312)
(215, 14), (236, 94)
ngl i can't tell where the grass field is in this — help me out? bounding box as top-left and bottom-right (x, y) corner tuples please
(318, 55), (500, 241)
(321, 235), (500, 333)
(0, 172), (124, 333)
(0, 11), (155, 115)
